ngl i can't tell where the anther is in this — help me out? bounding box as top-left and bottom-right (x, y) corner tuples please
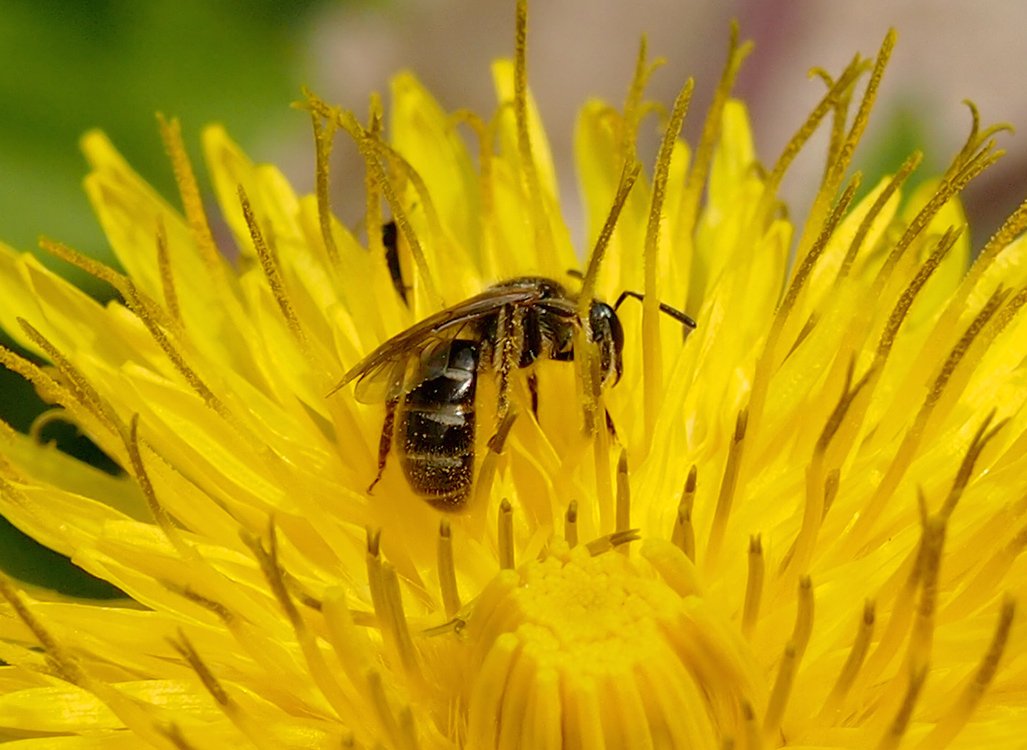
(437, 520), (461, 618)
(585, 529), (641, 556)
(672, 466), (698, 561)
(792, 576), (815, 661)
(473, 411), (517, 509)
(875, 667), (927, 750)
(615, 449), (631, 537)
(763, 642), (798, 737)
(565, 500), (578, 548)
(498, 499), (515, 570)
(914, 598), (1016, 749)
(156, 114), (219, 264)
(170, 631), (232, 708)
(742, 535), (764, 638)
(238, 185), (308, 350)
(708, 408), (748, 566)
(742, 700), (763, 750)
(822, 599), (875, 715)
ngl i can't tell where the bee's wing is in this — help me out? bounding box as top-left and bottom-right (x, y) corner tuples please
(330, 286), (547, 404)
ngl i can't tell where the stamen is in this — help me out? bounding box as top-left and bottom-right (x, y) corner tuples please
(169, 632), (232, 708)
(763, 642), (798, 737)
(0, 572), (86, 686)
(809, 31), (895, 260)
(792, 576), (815, 661)
(577, 161), (641, 435)
(154, 215), (181, 323)
(159, 724), (198, 750)
(615, 449), (631, 536)
(309, 109), (340, 266)
(939, 410), (1006, 521)
(17, 318), (120, 431)
(679, 23), (753, 238)
(0, 573), (169, 745)
(836, 150), (922, 280)
(499, 498), (515, 570)
(641, 78), (694, 440)
(472, 411), (517, 510)
(123, 414), (187, 552)
(707, 408), (748, 566)
(238, 185), (309, 351)
(671, 466), (697, 561)
(872, 143), (1003, 294)
(382, 562), (422, 680)
(578, 162), (642, 313)
(363, 94), (385, 266)
(365, 528), (417, 680)
(857, 506), (930, 689)
(742, 700), (763, 750)
(38, 237), (171, 330)
(908, 510), (945, 677)
(821, 600), (875, 715)
(398, 705), (420, 750)
(513, 0), (549, 254)
(741, 534), (764, 638)
(621, 36), (660, 161)
(746, 176), (860, 454)
(452, 109), (499, 274)
(310, 101), (443, 310)
(960, 196), (1027, 297)
(875, 227), (963, 364)
(945, 522), (1027, 618)
(915, 599), (1016, 749)
(784, 363), (873, 577)
(156, 114), (224, 274)
(585, 528), (640, 556)
(846, 287), (1009, 551)
(121, 284), (233, 423)
(437, 520), (461, 618)
(27, 407), (71, 444)
(322, 587), (375, 677)
(760, 59), (865, 220)
(367, 668), (403, 748)
(874, 667), (927, 750)
(565, 499), (578, 548)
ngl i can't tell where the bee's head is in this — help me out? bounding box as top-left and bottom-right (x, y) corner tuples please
(587, 301), (624, 386)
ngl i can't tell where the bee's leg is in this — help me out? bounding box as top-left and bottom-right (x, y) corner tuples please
(368, 397), (399, 494)
(527, 371), (540, 421)
(605, 407), (620, 441)
(494, 305), (525, 431)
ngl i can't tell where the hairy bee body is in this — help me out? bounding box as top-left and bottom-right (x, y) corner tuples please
(398, 339), (478, 510)
(331, 275), (694, 511)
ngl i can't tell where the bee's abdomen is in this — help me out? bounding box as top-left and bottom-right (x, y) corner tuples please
(399, 341), (478, 510)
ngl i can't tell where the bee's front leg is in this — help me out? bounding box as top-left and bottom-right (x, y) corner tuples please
(494, 305), (525, 431)
(368, 397), (399, 494)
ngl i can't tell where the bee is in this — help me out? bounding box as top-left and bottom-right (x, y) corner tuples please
(331, 276), (696, 511)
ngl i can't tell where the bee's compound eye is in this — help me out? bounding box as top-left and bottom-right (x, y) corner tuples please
(588, 302), (624, 384)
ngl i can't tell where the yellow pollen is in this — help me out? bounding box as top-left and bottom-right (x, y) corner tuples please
(463, 546), (754, 748)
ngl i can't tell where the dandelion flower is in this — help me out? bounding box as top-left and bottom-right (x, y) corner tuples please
(1, 4), (1026, 748)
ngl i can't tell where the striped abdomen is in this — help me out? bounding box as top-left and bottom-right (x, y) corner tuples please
(399, 340), (478, 510)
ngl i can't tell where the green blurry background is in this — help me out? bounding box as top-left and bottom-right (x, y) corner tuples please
(0, 0), (326, 595)
(1, 0), (1025, 597)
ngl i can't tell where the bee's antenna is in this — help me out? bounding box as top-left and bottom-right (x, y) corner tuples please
(614, 290), (697, 329)
(566, 268), (584, 281)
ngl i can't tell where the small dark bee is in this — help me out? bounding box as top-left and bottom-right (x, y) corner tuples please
(331, 276), (695, 511)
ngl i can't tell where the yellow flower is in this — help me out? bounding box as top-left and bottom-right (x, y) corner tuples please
(1, 3), (1025, 748)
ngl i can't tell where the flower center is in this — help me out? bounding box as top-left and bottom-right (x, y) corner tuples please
(461, 543), (757, 748)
